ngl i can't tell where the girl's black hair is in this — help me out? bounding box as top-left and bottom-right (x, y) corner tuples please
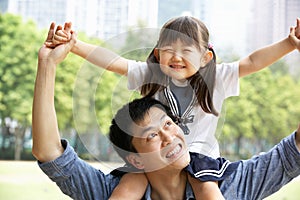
(142, 16), (218, 116)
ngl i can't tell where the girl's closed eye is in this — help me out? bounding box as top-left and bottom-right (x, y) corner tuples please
(162, 49), (174, 54)
(183, 47), (193, 51)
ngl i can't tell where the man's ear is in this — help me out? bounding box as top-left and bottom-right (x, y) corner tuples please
(126, 153), (145, 170)
(201, 50), (213, 66)
(154, 48), (160, 61)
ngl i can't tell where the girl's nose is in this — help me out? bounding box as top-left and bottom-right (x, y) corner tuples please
(171, 52), (182, 61)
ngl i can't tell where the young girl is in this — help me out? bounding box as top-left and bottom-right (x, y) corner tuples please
(51, 16), (300, 199)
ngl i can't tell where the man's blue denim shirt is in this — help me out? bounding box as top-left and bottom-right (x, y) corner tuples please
(39, 132), (300, 200)
(38, 139), (195, 199)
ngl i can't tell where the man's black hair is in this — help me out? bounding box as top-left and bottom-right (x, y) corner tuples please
(109, 96), (174, 163)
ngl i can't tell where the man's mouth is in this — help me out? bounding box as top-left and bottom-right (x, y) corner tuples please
(166, 144), (182, 158)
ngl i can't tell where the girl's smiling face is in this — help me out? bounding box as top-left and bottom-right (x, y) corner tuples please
(155, 39), (206, 82)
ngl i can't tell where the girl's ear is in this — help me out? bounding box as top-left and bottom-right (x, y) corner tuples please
(126, 153), (145, 169)
(201, 50), (213, 66)
(154, 48), (160, 61)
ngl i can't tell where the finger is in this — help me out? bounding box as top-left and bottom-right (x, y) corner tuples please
(291, 26), (299, 40)
(52, 25), (69, 45)
(65, 31), (77, 51)
(55, 25), (63, 33)
(295, 18), (300, 38)
(289, 27), (300, 50)
(64, 22), (72, 32)
(56, 29), (69, 38)
(53, 33), (69, 43)
(295, 29), (300, 38)
(64, 22), (72, 40)
(46, 22), (55, 43)
(289, 27), (297, 42)
(44, 41), (56, 48)
(290, 26), (295, 36)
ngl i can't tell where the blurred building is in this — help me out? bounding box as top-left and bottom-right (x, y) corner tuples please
(0, 0), (158, 40)
(247, 0), (300, 73)
(1, 0), (299, 70)
(248, 0), (300, 52)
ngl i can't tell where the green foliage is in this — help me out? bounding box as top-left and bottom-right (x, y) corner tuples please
(73, 62), (140, 135)
(221, 67), (300, 157)
(0, 13), (42, 125)
(118, 22), (155, 61)
(1, 13), (299, 160)
(54, 52), (83, 130)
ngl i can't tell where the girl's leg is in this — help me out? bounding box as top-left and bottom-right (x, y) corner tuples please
(109, 172), (148, 200)
(188, 175), (225, 200)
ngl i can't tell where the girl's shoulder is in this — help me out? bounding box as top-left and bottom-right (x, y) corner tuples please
(216, 61), (239, 69)
(128, 60), (147, 69)
(216, 61), (239, 74)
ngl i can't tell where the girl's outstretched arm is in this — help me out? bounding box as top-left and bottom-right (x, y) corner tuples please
(51, 21), (129, 75)
(71, 39), (129, 75)
(239, 18), (300, 78)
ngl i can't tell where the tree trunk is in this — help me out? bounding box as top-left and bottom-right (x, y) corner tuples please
(14, 126), (25, 160)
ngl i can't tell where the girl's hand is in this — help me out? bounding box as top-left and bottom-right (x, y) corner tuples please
(39, 22), (76, 65)
(289, 18), (300, 51)
(44, 22), (72, 48)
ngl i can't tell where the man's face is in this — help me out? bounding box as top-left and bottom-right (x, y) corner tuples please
(130, 106), (190, 172)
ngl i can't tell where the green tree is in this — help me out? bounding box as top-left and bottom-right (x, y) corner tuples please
(119, 20), (156, 61)
(0, 13), (146, 161)
(0, 14), (43, 159)
(221, 66), (300, 158)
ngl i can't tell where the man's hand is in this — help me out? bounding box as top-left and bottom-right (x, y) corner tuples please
(39, 22), (76, 65)
(43, 22), (72, 48)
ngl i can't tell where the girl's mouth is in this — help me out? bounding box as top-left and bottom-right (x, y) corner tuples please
(170, 65), (185, 69)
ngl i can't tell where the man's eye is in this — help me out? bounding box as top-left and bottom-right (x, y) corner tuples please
(165, 121), (172, 127)
(147, 133), (157, 140)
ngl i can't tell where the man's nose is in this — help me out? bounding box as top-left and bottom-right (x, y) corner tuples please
(160, 130), (175, 146)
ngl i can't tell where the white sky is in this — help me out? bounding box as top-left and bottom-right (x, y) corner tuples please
(208, 0), (252, 56)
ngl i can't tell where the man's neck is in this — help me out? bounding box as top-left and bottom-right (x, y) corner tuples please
(146, 169), (187, 200)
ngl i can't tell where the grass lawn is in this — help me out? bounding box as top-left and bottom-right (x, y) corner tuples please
(0, 160), (299, 199)
(265, 180), (300, 200)
(0, 160), (121, 200)
(0, 160), (71, 200)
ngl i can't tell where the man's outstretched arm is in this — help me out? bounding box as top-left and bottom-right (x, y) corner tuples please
(32, 22), (76, 162)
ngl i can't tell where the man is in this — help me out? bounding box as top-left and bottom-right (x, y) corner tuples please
(32, 23), (300, 199)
